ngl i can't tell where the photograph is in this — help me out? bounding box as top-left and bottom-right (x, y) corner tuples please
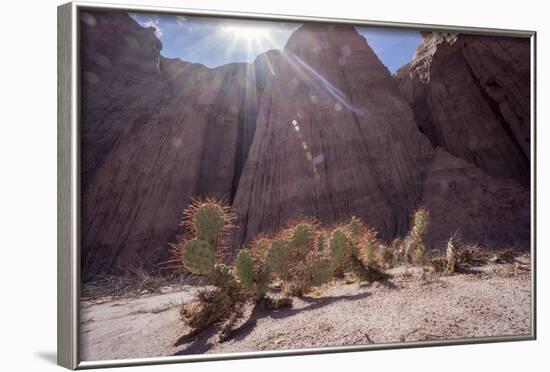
(77, 8), (532, 363)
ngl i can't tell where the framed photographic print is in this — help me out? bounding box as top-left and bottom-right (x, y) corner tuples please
(57, 1), (536, 369)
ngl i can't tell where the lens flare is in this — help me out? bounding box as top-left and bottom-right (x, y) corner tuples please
(221, 25), (270, 43)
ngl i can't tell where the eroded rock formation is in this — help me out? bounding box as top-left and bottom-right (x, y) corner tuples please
(80, 12), (531, 279)
(395, 32), (531, 187)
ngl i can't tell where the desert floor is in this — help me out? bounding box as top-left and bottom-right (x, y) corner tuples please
(80, 257), (531, 361)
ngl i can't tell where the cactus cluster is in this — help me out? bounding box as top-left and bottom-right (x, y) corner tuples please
(337, 219), (387, 282)
(260, 222), (334, 296)
(168, 198), (489, 343)
(170, 199), (425, 341)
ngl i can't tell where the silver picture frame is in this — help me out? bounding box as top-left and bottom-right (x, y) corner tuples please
(57, 1), (537, 369)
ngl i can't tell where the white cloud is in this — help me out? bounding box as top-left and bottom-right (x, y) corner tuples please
(176, 15), (186, 26)
(128, 13), (163, 38)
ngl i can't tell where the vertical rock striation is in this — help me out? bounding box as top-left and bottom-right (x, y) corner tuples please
(232, 24), (435, 246)
(80, 11), (171, 192)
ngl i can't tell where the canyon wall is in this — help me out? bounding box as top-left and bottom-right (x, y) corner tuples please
(395, 32), (531, 187)
(81, 12), (262, 278)
(80, 12), (531, 279)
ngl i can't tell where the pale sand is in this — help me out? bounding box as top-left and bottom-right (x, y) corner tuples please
(80, 261), (531, 361)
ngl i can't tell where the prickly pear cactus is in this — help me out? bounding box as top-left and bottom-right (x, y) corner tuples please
(310, 258), (333, 287)
(316, 233), (328, 253)
(235, 250), (255, 290)
(252, 266), (270, 300)
(253, 238), (271, 260)
(182, 239), (215, 275)
(365, 238), (375, 265)
(193, 203), (227, 243)
(236, 249), (270, 300)
(361, 227), (379, 266)
(348, 216), (362, 242)
(290, 223), (314, 251)
(329, 228), (348, 267)
(266, 238), (291, 279)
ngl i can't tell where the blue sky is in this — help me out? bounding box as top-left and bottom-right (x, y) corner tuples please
(129, 13), (421, 73)
(357, 27), (422, 73)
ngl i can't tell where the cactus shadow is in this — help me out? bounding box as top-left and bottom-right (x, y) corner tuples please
(230, 291), (371, 342)
(359, 278), (398, 290)
(173, 326), (218, 355)
(454, 266), (485, 275)
(172, 292), (372, 352)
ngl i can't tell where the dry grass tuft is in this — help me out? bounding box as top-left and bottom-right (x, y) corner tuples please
(81, 265), (188, 301)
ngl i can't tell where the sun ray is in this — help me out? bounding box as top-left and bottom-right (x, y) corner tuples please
(283, 51), (365, 116)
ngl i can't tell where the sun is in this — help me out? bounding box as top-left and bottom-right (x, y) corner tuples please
(221, 24), (270, 43)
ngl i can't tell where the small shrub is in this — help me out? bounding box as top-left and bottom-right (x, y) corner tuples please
(491, 249), (515, 264)
(380, 245), (394, 268)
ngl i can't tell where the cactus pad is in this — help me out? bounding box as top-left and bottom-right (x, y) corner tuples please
(235, 250), (256, 290)
(182, 239), (215, 275)
(316, 233), (328, 253)
(266, 239), (290, 278)
(290, 223), (314, 250)
(253, 238), (271, 260)
(329, 228), (348, 266)
(348, 216), (362, 240)
(310, 259), (333, 287)
(193, 203), (227, 242)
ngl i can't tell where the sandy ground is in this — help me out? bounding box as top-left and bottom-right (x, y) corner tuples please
(80, 261), (531, 361)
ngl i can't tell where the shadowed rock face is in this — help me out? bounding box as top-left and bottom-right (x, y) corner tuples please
(81, 61), (259, 278)
(80, 13), (531, 280)
(421, 149), (530, 249)
(80, 11), (171, 193)
(395, 32), (531, 187)
(80, 13), (263, 279)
